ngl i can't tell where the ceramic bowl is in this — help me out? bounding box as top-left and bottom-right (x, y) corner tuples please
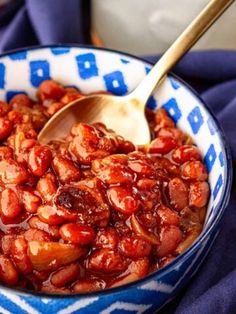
(0, 45), (232, 314)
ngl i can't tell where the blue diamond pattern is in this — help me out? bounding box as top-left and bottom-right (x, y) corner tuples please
(30, 60), (50, 87)
(145, 66), (151, 74)
(204, 144), (217, 173)
(207, 117), (217, 135)
(187, 106), (204, 134)
(147, 96), (157, 110)
(76, 53), (99, 79)
(169, 77), (180, 89)
(51, 47), (70, 55)
(6, 90), (27, 102)
(9, 51), (27, 60)
(213, 174), (223, 199)
(219, 152), (224, 167)
(103, 71), (128, 95)
(0, 63), (5, 89)
(162, 98), (182, 123)
(120, 58), (130, 64)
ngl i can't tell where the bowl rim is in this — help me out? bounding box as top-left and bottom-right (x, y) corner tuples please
(0, 44), (232, 299)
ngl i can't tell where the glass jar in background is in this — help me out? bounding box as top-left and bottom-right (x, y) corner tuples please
(91, 0), (236, 55)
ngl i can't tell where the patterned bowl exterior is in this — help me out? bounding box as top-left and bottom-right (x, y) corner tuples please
(0, 46), (232, 314)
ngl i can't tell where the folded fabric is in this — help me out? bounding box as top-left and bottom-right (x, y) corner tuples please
(0, 0), (90, 52)
(0, 1), (236, 313)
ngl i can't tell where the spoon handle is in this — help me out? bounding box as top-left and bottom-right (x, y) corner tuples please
(131, 0), (234, 105)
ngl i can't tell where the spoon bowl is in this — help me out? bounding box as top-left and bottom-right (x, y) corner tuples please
(38, 94), (151, 145)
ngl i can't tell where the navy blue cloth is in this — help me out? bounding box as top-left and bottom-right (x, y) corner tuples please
(0, 0), (91, 52)
(0, 1), (236, 313)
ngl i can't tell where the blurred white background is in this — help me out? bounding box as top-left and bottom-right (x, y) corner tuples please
(92, 0), (236, 55)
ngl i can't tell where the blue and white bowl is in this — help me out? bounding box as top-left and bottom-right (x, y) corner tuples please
(0, 46), (232, 314)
